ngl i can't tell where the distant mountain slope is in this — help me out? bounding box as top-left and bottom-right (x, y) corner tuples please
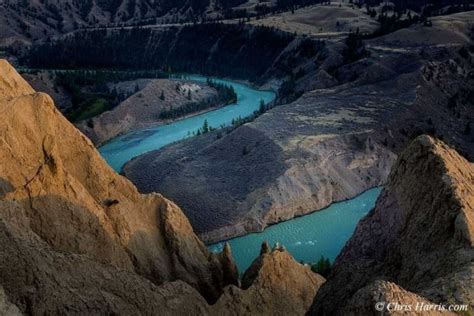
(0, 0), (246, 45)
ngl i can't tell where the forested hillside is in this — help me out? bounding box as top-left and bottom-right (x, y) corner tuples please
(24, 24), (308, 81)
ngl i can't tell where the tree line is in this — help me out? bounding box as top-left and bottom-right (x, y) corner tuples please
(24, 23), (294, 82)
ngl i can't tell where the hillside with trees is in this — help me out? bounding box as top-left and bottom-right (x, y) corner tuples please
(24, 24), (297, 81)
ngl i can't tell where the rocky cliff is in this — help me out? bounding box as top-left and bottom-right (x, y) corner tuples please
(0, 58), (237, 309)
(309, 135), (474, 314)
(0, 59), (324, 315)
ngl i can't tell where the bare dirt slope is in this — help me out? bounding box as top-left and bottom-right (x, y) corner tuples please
(309, 135), (474, 314)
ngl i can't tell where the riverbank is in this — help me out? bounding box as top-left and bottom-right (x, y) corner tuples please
(96, 101), (229, 148)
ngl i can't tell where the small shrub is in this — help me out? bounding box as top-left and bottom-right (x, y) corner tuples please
(311, 256), (331, 278)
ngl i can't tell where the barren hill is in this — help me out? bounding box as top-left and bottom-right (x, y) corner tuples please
(249, 1), (380, 38)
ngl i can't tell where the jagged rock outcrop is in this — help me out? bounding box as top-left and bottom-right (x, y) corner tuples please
(0, 59), (237, 310)
(0, 198), (212, 314)
(212, 247), (326, 315)
(309, 135), (474, 315)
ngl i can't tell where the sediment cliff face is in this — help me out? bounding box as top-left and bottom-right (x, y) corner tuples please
(309, 135), (474, 314)
(213, 244), (326, 315)
(0, 59), (237, 309)
(0, 59), (324, 315)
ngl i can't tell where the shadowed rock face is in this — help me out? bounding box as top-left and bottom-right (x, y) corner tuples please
(123, 125), (291, 241)
(0, 59), (238, 307)
(309, 135), (474, 315)
(0, 285), (21, 316)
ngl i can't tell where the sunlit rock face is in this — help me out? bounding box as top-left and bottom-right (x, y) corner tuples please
(212, 247), (326, 315)
(0, 59), (238, 310)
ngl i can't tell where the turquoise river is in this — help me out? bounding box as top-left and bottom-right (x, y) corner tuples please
(99, 75), (382, 273)
(208, 187), (381, 272)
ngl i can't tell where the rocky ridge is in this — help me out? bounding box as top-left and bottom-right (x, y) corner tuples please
(0, 0), (215, 46)
(214, 243), (326, 315)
